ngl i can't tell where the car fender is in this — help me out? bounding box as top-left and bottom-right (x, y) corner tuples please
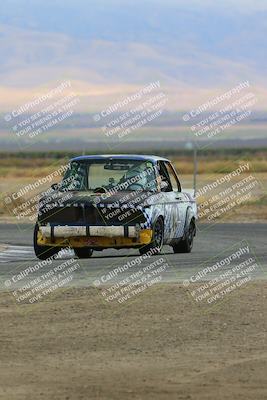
(141, 204), (164, 230)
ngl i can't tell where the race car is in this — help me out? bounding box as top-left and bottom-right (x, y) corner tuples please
(34, 155), (197, 259)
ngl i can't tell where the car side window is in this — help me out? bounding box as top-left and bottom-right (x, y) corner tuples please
(164, 162), (181, 192)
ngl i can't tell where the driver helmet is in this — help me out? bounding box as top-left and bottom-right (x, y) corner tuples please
(124, 162), (148, 188)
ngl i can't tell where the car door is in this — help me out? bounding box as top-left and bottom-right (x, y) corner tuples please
(157, 161), (183, 242)
(165, 161), (190, 239)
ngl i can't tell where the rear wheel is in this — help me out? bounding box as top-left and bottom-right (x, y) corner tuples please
(172, 219), (195, 253)
(74, 248), (93, 259)
(33, 223), (59, 260)
(139, 218), (164, 256)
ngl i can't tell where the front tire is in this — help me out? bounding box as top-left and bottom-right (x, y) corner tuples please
(139, 218), (164, 256)
(34, 223), (59, 260)
(74, 248), (93, 259)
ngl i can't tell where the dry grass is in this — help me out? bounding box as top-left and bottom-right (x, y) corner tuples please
(0, 157), (68, 178)
(1, 153), (267, 178)
(173, 158), (267, 174)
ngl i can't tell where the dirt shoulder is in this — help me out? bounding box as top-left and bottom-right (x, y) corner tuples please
(0, 283), (266, 400)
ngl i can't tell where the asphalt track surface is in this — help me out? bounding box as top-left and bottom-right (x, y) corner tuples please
(0, 223), (266, 291)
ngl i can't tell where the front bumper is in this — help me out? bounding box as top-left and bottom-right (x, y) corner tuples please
(40, 225), (140, 238)
(37, 225), (153, 248)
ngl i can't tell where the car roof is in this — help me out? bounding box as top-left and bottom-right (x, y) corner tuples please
(71, 154), (170, 163)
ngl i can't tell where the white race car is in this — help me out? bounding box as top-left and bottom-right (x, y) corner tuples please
(34, 155), (197, 259)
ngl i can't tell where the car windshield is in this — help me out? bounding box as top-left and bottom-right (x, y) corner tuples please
(60, 159), (158, 192)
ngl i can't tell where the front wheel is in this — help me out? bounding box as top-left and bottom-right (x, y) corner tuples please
(172, 220), (195, 253)
(139, 218), (164, 256)
(33, 223), (59, 260)
(74, 248), (93, 259)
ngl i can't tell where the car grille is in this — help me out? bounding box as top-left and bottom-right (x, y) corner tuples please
(38, 205), (146, 225)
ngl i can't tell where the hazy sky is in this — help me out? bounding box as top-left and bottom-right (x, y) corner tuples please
(0, 0), (266, 111)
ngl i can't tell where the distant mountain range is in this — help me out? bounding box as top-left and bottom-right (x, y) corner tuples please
(0, 0), (266, 153)
(0, 0), (267, 113)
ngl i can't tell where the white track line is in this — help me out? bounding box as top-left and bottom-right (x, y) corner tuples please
(0, 245), (34, 263)
(4, 249), (33, 254)
(0, 244), (74, 262)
